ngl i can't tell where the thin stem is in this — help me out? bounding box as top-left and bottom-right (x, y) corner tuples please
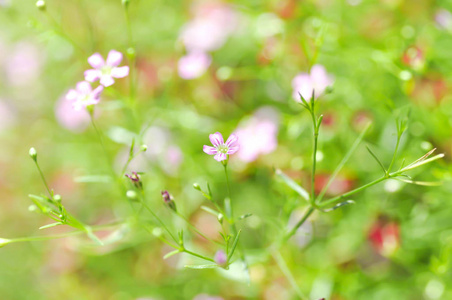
(140, 200), (178, 244)
(271, 248), (308, 300)
(175, 212), (223, 246)
(223, 163), (231, 199)
(33, 161), (52, 198)
(319, 176), (387, 208)
(183, 249), (215, 263)
(316, 123), (370, 204)
(388, 135), (401, 173)
(284, 207), (315, 241)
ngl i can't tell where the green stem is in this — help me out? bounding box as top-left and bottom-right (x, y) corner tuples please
(388, 135), (401, 174)
(140, 197), (178, 245)
(33, 161), (52, 198)
(284, 207), (315, 241)
(175, 212), (223, 246)
(183, 249), (215, 263)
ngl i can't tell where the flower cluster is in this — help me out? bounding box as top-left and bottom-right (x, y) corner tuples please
(65, 50), (129, 111)
(177, 3), (238, 79)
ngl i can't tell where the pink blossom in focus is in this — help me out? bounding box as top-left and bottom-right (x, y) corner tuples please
(5, 42), (43, 86)
(292, 64), (334, 101)
(234, 107), (279, 163)
(178, 51), (212, 79)
(203, 132), (239, 162)
(55, 94), (91, 132)
(180, 4), (238, 52)
(84, 50), (129, 87)
(65, 81), (103, 111)
(435, 9), (452, 30)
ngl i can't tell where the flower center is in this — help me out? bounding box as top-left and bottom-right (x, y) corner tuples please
(217, 144), (228, 154)
(101, 66), (112, 76)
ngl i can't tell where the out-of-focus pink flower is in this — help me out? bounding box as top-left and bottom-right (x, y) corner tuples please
(180, 4), (238, 52)
(203, 132), (239, 162)
(234, 107), (279, 163)
(214, 250), (227, 266)
(55, 94), (91, 132)
(5, 42), (43, 86)
(0, 100), (16, 131)
(84, 50), (129, 87)
(178, 51), (211, 79)
(292, 64), (334, 101)
(65, 81), (103, 111)
(435, 9), (452, 30)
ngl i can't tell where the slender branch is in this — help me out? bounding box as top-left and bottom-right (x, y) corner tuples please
(284, 207), (315, 241)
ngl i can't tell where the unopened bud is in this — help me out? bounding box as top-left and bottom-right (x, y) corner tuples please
(126, 47), (136, 59)
(53, 194), (62, 202)
(122, 0), (130, 7)
(29, 147), (37, 161)
(140, 145), (148, 152)
(0, 238), (11, 248)
(193, 183), (201, 191)
(126, 190), (138, 200)
(28, 205), (37, 212)
(161, 190), (177, 212)
(152, 227), (162, 238)
(217, 213), (224, 224)
(214, 250), (227, 266)
(36, 0), (46, 10)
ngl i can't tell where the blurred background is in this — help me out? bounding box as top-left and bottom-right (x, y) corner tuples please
(0, 0), (451, 299)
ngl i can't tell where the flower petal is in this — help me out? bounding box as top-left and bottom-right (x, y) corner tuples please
(84, 69), (101, 82)
(66, 89), (78, 101)
(227, 145), (239, 154)
(91, 85), (104, 100)
(76, 81), (92, 94)
(225, 134), (238, 147)
(88, 53), (105, 69)
(209, 132), (224, 147)
(203, 145), (218, 155)
(111, 66), (129, 78)
(100, 75), (115, 87)
(106, 50), (123, 67)
(214, 152), (227, 162)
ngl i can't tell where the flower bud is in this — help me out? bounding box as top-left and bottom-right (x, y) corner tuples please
(0, 238), (11, 248)
(125, 172), (142, 189)
(126, 47), (136, 59)
(214, 250), (227, 266)
(29, 147), (37, 162)
(122, 0), (130, 7)
(161, 190), (177, 212)
(28, 205), (37, 212)
(217, 213), (224, 224)
(126, 190), (138, 200)
(53, 194), (62, 202)
(152, 227), (162, 238)
(36, 0), (46, 11)
(193, 183), (201, 191)
(140, 145), (148, 152)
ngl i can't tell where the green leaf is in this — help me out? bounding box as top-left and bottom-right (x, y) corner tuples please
(39, 222), (63, 230)
(163, 250), (180, 260)
(323, 200), (355, 212)
(395, 178), (443, 186)
(237, 214), (252, 221)
(227, 229), (242, 262)
(366, 146), (387, 174)
(275, 169), (310, 202)
(184, 264), (218, 269)
(200, 206), (220, 217)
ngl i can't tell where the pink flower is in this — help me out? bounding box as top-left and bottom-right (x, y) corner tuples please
(214, 249), (227, 266)
(177, 51), (211, 79)
(84, 50), (129, 87)
(65, 81), (103, 111)
(55, 94), (92, 132)
(203, 132), (239, 162)
(292, 64), (334, 102)
(234, 107), (279, 162)
(435, 9), (452, 30)
(180, 4), (238, 52)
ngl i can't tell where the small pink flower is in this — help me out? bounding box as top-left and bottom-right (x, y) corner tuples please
(292, 64), (334, 101)
(65, 81), (103, 111)
(84, 50), (129, 87)
(214, 250), (227, 266)
(203, 132), (239, 162)
(177, 51), (211, 79)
